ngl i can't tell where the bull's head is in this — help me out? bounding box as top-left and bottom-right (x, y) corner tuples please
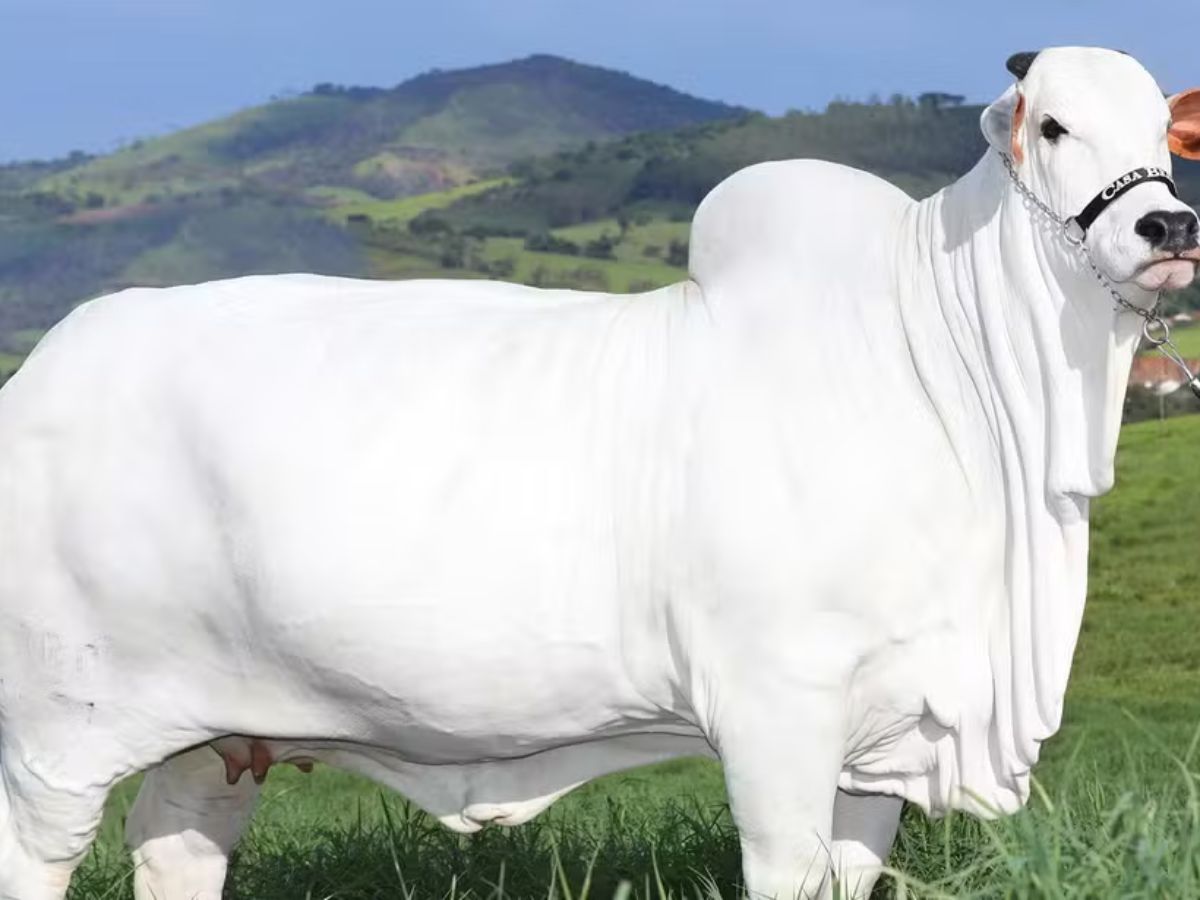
(981, 47), (1200, 293)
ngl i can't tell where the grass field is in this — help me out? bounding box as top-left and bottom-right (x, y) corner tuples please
(327, 179), (513, 228)
(353, 228), (687, 293)
(0, 352), (22, 381)
(549, 219), (692, 269)
(480, 236), (684, 292)
(60, 415), (1200, 897)
(1141, 321), (1200, 358)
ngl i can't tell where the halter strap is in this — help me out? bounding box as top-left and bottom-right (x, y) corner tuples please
(1066, 166), (1178, 240)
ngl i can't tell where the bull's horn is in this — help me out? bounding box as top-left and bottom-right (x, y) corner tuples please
(1006, 52), (1040, 80)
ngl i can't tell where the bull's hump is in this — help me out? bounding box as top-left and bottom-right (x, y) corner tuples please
(689, 159), (913, 301)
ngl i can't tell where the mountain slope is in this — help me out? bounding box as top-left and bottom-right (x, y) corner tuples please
(420, 98), (1200, 232)
(413, 100), (988, 235)
(34, 55), (747, 206)
(7, 80), (1200, 384)
(348, 96), (1200, 327)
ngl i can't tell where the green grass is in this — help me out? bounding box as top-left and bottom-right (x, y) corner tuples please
(0, 351), (22, 379)
(352, 203), (689, 291)
(329, 179), (513, 227)
(34, 106), (263, 204)
(550, 219), (622, 243)
(4, 329), (45, 354)
(550, 219), (691, 266)
(306, 185), (381, 206)
(614, 220), (690, 259)
(1140, 321), (1200, 358)
(357, 226), (686, 292)
(480, 236), (683, 292)
(73, 760), (1200, 899)
(364, 247), (471, 281)
(58, 415), (1200, 897)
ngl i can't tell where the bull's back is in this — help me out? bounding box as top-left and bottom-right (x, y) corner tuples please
(0, 275), (693, 753)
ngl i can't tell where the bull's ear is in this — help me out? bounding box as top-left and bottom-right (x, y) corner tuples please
(981, 84), (1027, 164)
(1168, 89), (1200, 159)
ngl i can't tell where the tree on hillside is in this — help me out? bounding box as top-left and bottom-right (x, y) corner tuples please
(584, 234), (617, 260)
(410, 215), (451, 236)
(439, 236), (466, 269)
(525, 233), (580, 255)
(918, 92), (966, 111)
(666, 239), (688, 268)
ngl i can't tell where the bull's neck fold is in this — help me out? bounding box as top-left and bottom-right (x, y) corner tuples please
(902, 151), (1144, 809)
(911, 151), (1145, 505)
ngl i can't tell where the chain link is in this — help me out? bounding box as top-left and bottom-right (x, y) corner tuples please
(1000, 152), (1071, 231)
(999, 151), (1200, 399)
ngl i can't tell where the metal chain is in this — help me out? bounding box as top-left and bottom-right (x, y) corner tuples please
(1000, 152), (1072, 231)
(999, 151), (1200, 399)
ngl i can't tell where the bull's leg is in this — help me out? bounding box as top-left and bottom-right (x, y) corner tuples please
(716, 693), (845, 900)
(830, 791), (902, 899)
(126, 745), (261, 900)
(0, 748), (111, 900)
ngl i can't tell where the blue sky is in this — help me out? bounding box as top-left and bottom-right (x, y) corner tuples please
(2, 0), (1196, 162)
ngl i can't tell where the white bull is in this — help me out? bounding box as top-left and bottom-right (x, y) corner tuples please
(1, 47), (1199, 900)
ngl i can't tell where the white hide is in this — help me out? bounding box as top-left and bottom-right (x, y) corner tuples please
(0, 47), (1194, 900)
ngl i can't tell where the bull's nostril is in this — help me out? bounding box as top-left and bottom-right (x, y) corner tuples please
(1164, 211), (1200, 252)
(1135, 213), (1169, 248)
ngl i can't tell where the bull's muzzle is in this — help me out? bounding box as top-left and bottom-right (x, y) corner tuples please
(1135, 210), (1200, 254)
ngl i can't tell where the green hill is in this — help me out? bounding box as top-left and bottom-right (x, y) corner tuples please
(0, 195), (363, 374)
(0, 55), (746, 366)
(361, 99), (1200, 331)
(5, 68), (1200, 386)
(30, 55), (746, 208)
(416, 99), (988, 236)
(314, 98), (997, 306)
(415, 101), (1200, 234)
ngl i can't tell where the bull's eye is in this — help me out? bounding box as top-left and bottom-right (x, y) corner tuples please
(1040, 116), (1069, 143)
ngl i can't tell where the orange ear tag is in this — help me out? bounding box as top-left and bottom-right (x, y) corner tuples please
(1011, 94), (1026, 164)
(1168, 88), (1200, 160)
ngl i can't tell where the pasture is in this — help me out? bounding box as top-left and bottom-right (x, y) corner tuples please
(324, 179), (514, 229)
(1150, 321), (1200, 358)
(61, 414), (1200, 898)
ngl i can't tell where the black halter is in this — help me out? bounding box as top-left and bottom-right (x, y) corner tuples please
(1065, 166), (1177, 242)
